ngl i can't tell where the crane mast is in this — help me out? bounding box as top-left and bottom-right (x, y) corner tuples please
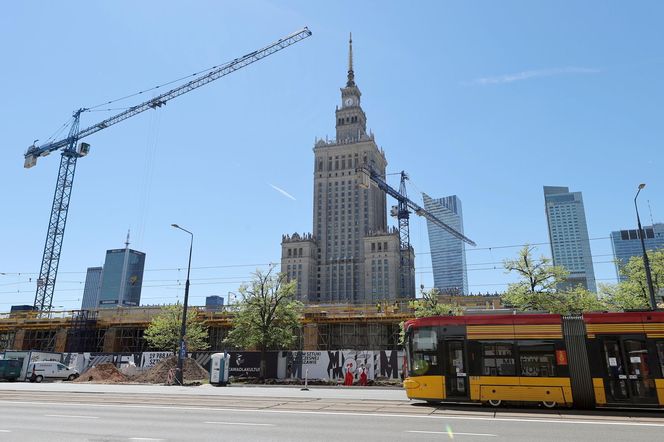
(359, 165), (476, 297)
(25, 28), (312, 312)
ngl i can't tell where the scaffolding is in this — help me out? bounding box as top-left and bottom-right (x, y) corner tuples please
(22, 329), (58, 352)
(113, 328), (148, 353)
(315, 322), (401, 350)
(65, 310), (100, 353)
(0, 331), (15, 351)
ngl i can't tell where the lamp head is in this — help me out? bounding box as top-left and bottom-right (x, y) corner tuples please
(638, 183), (646, 190)
(171, 224), (180, 228)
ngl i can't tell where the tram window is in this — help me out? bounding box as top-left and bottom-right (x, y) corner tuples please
(409, 327), (441, 376)
(518, 342), (556, 377)
(657, 342), (664, 376)
(482, 342), (515, 376)
(411, 352), (440, 376)
(413, 328), (437, 351)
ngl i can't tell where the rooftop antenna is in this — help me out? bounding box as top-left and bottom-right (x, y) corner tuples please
(647, 199), (655, 225)
(125, 229), (131, 248)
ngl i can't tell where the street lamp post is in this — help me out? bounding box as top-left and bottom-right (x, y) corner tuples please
(171, 224), (193, 385)
(634, 184), (657, 310)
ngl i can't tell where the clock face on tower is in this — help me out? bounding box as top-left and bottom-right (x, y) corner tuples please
(345, 98), (353, 106)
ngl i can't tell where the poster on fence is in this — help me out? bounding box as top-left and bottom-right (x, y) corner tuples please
(228, 351), (278, 379)
(283, 350), (405, 381)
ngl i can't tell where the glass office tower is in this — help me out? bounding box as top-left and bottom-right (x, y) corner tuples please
(422, 193), (468, 295)
(611, 223), (664, 281)
(98, 248), (146, 308)
(543, 186), (596, 292)
(81, 267), (103, 310)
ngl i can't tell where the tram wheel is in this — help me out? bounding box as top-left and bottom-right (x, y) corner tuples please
(541, 401), (557, 409)
(487, 399), (502, 407)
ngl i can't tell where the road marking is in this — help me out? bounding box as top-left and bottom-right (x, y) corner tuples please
(3, 401), (660, 428)
(408, 430), (497, 437)
(44, 414), (99, 419)
(128, 438), (165, 441)
(0, 430), (11, 433)
(204, 422), (275, 426)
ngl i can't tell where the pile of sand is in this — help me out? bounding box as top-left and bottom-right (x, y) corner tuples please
(132, 356), (209, 384)
(74, 362), (128, 384)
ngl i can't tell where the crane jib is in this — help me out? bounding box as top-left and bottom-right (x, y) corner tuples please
(24, 27), (312, 163)
(25, 27), (312, 312)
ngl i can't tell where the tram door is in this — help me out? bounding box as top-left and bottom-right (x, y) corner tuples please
(600, 336), (658, 405)
(444, 339), (469, 400)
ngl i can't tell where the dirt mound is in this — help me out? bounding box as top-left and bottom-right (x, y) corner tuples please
(132, 356), (209, 384)
(74, 362), (128, 384)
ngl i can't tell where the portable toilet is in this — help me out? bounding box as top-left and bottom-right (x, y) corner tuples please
(210, 352), (230, 386)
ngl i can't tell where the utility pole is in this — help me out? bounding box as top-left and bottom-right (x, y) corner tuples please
(634, 184), (657, 310)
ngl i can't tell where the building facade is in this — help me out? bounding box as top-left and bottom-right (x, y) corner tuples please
(280, 36), (412, 304)
(543, 186), (596, 292)
(98, 247), (146, 308)
(205, 295), (225, 311)
(81, 267), (103, 310)
(611, 223), (664, 281)
(422, 193), (468, 295)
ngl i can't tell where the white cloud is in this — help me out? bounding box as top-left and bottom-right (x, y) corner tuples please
(467, 67), (600, 85)
(269, 183), (296, 201)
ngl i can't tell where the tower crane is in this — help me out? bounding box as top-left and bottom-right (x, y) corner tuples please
(24, 27), (312, 312)
(358, 165), (476, 298)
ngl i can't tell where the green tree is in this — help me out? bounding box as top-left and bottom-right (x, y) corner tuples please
(409, 287), (463, 317)
(502, 245), (607, 314)
(599, 283), (647, 311)
(501, 245), (568, 311)
(143, 303), (210, 353)
(600, 250), (664, 310)
(224, 267), (303, 379)
(618, 250), (664, 307)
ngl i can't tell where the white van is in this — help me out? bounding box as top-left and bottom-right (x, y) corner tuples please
(27, 361), (79, 383)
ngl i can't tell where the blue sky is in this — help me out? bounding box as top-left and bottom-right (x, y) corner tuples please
(1, 1), (662, 310)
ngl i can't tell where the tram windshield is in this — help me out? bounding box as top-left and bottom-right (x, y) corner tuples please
(407, 326), (440, 376)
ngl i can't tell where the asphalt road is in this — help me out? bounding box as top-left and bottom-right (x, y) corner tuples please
(0, 383), (662, 441)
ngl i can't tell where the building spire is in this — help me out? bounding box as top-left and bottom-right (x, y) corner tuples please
(346, 32), (355, 87)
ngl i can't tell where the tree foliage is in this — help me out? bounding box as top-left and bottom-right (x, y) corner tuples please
(502, 245), (569, 311)
(601, 250), (664, 310)
(409, 287), (463, 317)
(143, 304), (210, 353)
(503, 246), (664, 313)
(224, 267), (303, 379)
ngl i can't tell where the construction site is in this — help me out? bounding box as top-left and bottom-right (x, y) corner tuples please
(5, 27), (501, 359)
(0, 294), (501, 354)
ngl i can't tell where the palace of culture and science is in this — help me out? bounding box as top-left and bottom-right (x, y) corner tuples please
(280, 36), (415, 304)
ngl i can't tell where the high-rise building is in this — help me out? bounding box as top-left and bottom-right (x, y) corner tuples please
(205, 295), (225, 311)
(611, 223), (664, 281)
(280, 35), (413, 303)
(543, 186), (596, 292)
(98, 236), (146, 308)
(81, 267), (103, 310)
(422, 193), (468, 295)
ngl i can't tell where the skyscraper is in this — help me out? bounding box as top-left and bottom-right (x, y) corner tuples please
(98, 236), (146, 308)
(81, 267), (103, 310)
(422, 193), (468, 295)
(543, 186), (596, 292)
(280, 35), (412, 303)
(611, 223), (664, 281)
